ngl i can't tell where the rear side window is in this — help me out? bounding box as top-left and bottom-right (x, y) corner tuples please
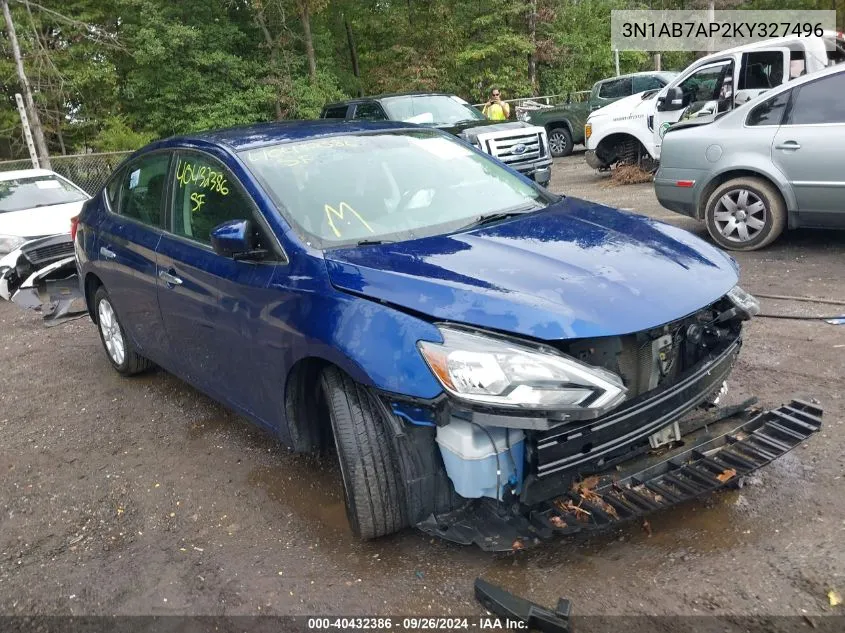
(787, 73), (845, 125)
(633, 75), (665, 93)
(739, 51), (785, 90)
(170, 152), (261, 246)
(599, 77), (633, 99)
(322, 105), (349, 119)
(353, 102), (387, 120)
(746, 91), (791, 127)
(116, 153), (170, 226)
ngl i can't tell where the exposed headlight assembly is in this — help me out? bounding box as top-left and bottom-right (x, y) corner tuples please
(418, 326), (627, 418)
(726, 285), (760, 320)
(0, 234), (27, 256)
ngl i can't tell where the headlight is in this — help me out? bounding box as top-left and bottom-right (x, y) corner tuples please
(418, 326), (627, 417)
(585, 123), (592, 140)
(0, 235), (27, 256)
(727, 285), (760, 319)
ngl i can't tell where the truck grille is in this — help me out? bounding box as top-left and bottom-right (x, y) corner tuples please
(478, 130), (547, 166)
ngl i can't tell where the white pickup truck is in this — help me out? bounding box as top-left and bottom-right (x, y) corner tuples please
(585, 32), (845, 171)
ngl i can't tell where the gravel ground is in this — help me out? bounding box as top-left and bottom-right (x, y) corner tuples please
(1, 154), (843, 619)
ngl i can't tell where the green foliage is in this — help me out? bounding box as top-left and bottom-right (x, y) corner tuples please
(90, 115), (154, 151)
(2, 0), (842, 160)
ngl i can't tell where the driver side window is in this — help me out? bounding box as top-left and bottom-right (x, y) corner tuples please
(678, 61), (734, 121)
(170, 152), (269, 249)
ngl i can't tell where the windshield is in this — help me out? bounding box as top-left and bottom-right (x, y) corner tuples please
(241, 130), (551, 248)
(380, 95), (485, 126)
(0, 175), (88, 213)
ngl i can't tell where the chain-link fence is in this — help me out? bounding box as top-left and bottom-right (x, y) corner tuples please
(0, 151), (133, 195)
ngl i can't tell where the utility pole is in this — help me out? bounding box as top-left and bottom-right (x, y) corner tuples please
(15, 93), (39, 168)
(2, 0), (51, 169)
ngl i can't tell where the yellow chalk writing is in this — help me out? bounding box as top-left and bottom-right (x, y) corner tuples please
(324, 202), (373, 238)
(190, 192), (205, 213)
(245, 138), (361, 164)
(175, 159), (229, 195)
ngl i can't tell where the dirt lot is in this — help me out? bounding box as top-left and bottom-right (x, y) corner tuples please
(1, 153), (844, 620)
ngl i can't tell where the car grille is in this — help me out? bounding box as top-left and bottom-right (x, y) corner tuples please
(26, 241), (74, 265)
(478, 130), (547, 167)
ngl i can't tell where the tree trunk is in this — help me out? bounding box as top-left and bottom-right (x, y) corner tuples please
(527, 0), (538, 96)
(253, 9), (284, 119)
(344, 16), (362, 96)
(2, 0), (51, 168)
(300, 1), (317, 82)
(654, 52), (661, 71)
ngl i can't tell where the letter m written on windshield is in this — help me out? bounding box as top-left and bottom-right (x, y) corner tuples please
(324, 202), (374, 238)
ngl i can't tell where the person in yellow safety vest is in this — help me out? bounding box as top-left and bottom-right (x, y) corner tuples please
(482, 88), (510, 121)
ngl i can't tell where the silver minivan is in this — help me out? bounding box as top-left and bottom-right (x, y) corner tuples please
(654, 64), (845, 250)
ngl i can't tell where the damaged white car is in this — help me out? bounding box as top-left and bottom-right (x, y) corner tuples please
(0, 169), (89, 323)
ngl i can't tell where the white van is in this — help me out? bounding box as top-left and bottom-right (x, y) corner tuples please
(584, 32), (845, 170)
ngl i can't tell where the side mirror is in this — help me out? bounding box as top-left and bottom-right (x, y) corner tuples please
(657, 86), (684, 112)
(210, 219), (264, 261)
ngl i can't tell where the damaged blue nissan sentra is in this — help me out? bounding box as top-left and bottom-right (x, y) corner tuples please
(75, 120), (822, 550)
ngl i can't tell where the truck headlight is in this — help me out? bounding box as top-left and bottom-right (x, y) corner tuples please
(0, 235), (27, 256)
(418, 326), (627, 415)
(727, 285), (760, 319)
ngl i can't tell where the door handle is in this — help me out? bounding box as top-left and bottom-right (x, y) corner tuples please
(99, 246), (116, 260)
(158, 269), (183, 287)
(775, 141), (801, 150)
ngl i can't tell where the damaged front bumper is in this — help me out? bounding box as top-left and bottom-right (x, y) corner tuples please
(0, 234), (84, 324)
(418, 399), (822, 551)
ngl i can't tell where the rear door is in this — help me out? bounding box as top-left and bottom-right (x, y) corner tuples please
(156, 149), (286, 421)
(771, 72), (845, 227)
(96, 151), (171, 359)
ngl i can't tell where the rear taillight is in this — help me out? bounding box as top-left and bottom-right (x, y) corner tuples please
(70, 215), (80, 242)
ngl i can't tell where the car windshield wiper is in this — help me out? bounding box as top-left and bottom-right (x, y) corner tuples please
(356, 239), (394, 246)
(461, 202), (544, 230)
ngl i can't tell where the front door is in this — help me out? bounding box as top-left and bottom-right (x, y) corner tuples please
(156, 150), (287, 425)
(653, 59), (734, 156)
(771, 72), (845, 227)
(96, 152), (171, 359)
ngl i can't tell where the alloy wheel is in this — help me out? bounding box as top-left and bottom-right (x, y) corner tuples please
(98, 298), (125, 366)
(549, 131), (569, 155)
(712, 188), (768, 243)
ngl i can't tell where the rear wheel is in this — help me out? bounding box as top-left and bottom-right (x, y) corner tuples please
(548, 127), (573, 157)
(704, 177), (786, 251)
(93, 286), (153, 376)
(318, 366), (407, 539)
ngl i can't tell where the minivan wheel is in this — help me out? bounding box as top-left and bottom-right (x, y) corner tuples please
(548, 127), (573, 157)
(93, 286), (153, 376)
(703, 177), (786, 251)
(318, 366), (407, 539)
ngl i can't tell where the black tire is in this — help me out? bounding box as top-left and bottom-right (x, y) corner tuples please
(703, 177), (786, 251)
(318, 366), (407, 539)
(548, 126), (573, 157)
(93, 286), (153, 376)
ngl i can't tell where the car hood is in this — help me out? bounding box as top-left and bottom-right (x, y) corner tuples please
(587, 91), (658, 122)
(0, 201), (85, 238)
(324, 198), (739, 341)
(444, 120), (538, 143)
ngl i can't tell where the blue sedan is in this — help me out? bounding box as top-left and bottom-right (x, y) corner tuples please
(74, 120), (816, 549)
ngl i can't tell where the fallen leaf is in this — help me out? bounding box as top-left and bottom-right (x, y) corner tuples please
(511, 539), (525, 551)
(716, 468), (737, 483)
(571, 475), (600, 492)
(549, 516), (567, 529)
(829, 589), (842, 607)
(642, 519), (652, 537)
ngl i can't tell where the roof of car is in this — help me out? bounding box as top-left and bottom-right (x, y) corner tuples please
(164, 119), (418, 152)
(0, 168), (59, 181)
(323, 92), (459, 107)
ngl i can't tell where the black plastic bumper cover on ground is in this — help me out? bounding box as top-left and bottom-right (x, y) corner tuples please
(418, 400), (822, 551)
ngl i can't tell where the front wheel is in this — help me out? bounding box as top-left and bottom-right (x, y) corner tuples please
(548, 127), (573, 157)
(703, 177), (786, 251)
(318, 366), (408, 539)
